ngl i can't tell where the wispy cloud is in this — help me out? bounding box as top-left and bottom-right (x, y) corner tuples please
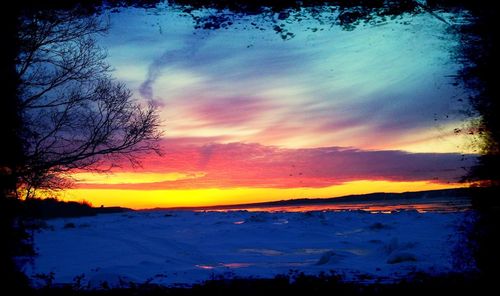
(139, 32), (211, 100)
(102, 10), (470, 152)
(76, 141), (475, 190)
(188, 96), (270, 127)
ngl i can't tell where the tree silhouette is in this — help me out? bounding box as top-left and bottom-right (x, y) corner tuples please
(16, 9), (162, 198)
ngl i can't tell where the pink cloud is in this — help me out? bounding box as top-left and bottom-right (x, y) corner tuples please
(77, 140), (476, 190)
(188, 96), (268, 127)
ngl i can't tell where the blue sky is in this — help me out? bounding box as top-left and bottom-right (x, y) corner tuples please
(65, 6), (477, 208)
(100, 7), (472, 152)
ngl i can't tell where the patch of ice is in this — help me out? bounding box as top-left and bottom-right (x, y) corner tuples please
(273, 219), (288, 225)
(316, 251), (341, 265)
(387, 252), (418, 264)
(220, 263), (253, 268)
(239, 248), (284, 256)
(195, 265), (215, 270)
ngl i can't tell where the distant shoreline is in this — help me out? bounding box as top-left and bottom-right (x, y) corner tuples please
(28, 187), (480, 218)
(143, 187), (477, 212)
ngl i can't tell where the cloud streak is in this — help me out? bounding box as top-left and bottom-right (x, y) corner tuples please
(76, 141), (475, 190)
(111, 11), (471, 152)
(139, 30), (212, 100)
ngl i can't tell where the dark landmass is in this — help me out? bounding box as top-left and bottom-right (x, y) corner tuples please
(18, 187), (477, 218)
(27, 272), (487, 296)
(148, 187), (479, 212)
(20, 198), (132, 219)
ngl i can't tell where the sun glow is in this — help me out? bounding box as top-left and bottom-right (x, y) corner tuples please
(62, 180), (463, 209)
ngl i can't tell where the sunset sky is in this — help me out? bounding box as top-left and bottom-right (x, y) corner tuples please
(63, 7), (477, 208)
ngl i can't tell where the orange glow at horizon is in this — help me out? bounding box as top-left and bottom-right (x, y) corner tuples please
(60, 180), (464, 209)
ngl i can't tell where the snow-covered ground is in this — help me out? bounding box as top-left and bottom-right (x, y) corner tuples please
(25, 210), (476, 287)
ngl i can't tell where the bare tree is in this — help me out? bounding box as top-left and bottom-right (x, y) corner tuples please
(16, 9), (162, 198)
